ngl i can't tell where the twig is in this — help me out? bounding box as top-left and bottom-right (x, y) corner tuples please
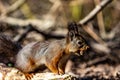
(85, 54), (118, 67)
(0, 16), (52, 31)
(90, 42), (110, 54)
(83, 23), (105, 44)
(79, 0), (113, 25)
(0, 0), (61, 32)
(31, 26), (65, 40)
(48, 0), (61, 14)
(78, 0), (113, 44)
(94, 0), (106, 39)
(2, 0), (26, 15)
(13, 25), (33, 42)
(85, 55), (108, 67)
(0, 1), (6, 14)
(14, 25), (65, 42)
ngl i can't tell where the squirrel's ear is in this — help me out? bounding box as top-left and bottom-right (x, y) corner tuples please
(68, 22), (79, 38)
(67, 22), (79, 40)
(68, 22), (79, 35)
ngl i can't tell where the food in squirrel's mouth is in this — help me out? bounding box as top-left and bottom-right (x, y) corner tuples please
(79, 45), (89, 55)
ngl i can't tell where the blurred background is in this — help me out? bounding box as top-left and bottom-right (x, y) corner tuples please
(0, 0), (120, 79)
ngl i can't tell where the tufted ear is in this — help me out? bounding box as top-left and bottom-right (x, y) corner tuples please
(68, 22), (79, 40)
(68, 22), (79, 34)
(66, 22), (79, 44)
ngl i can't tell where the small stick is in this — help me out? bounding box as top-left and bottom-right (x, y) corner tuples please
(94, 0), (107, 39)
(79, 0), (112, 25)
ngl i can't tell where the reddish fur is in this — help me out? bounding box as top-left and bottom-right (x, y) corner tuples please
(45, 49), (64, 74)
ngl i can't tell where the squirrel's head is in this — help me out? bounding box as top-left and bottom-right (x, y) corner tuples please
(66, 22), (89, 56)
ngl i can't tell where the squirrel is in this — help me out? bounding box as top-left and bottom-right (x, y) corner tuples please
(0, 22), (89, 75)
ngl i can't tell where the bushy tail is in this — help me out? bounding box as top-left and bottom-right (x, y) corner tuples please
(0, 34), (22, 64)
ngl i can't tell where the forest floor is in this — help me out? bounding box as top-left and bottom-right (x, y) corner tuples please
(70, 62), (120, 79)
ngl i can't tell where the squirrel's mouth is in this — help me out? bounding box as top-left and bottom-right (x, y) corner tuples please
(75, 45), (89, 56)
